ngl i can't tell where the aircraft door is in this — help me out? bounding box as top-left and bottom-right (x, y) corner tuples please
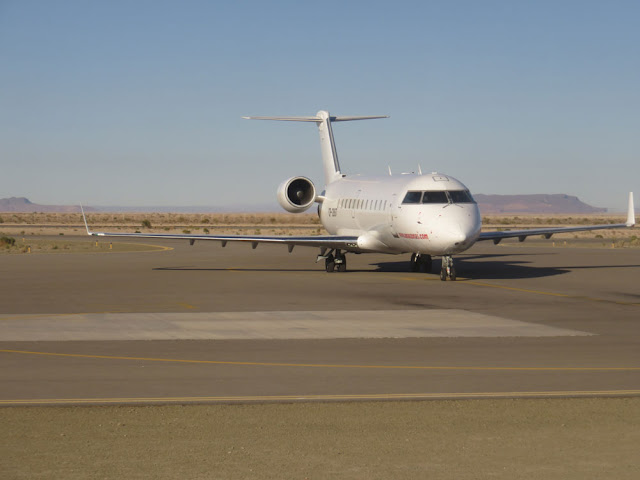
(389, 193), (398, 235)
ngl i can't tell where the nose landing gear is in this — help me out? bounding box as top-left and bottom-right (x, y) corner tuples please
(440, 255), (456, 281)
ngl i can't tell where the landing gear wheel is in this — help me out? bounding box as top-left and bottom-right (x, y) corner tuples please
(325, 254), (335, 273)
(440, 255), (455, 281)
(333, 250), (347, 272)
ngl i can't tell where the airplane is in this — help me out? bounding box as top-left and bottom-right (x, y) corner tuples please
(82, 110), (636, 280)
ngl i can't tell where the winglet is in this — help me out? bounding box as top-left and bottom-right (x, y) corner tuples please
(80, 204), (92, 235)
(627, 192), (635, 227)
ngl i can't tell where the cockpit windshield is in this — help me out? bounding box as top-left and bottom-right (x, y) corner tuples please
(422, 191), (449, 204)
(448, 190), (475, 203)
(402, 189), (476, 205)
(402, 191), (422, 204)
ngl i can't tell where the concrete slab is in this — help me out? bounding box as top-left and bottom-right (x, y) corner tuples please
(0, 310), (591, 341)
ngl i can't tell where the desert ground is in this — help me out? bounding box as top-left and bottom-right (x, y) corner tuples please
(1, 212), (638, 479)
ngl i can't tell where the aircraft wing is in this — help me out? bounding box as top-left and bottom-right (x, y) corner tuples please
(478, 193), (635, 244)
(80, 208), (359, 252)
(87, 230), (359, 251)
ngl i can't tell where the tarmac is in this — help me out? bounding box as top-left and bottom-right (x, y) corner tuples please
(1, 236), (639, 405)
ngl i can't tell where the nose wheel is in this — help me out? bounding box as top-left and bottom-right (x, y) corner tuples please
(410, 253), (433, 273)
(440, 255), (456, 281)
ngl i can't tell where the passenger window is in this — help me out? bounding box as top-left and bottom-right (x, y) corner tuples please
(402, 191), (422, 204)
(448, 190), (475, 203)
(422, 191), (449, 204)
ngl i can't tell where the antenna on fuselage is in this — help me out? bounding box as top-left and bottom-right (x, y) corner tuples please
(388, 166), (392, 176)
(418, 164), (422, 175)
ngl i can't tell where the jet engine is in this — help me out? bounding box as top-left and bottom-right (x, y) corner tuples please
(277, 176), (316, 213)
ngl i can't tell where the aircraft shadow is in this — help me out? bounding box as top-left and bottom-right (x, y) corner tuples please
(153, 257), (640, 280)
(152, 266), (319, 273)
(371, 259), (568, 279)
(372, 258), (640, 280)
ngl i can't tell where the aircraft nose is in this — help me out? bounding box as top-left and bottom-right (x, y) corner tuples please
(447, 223), (479, 248)
(450, 229), (470, 246)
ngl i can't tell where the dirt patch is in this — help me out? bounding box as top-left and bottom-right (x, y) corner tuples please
(1, 398), (639, 479)
(0, 237), (168, 255)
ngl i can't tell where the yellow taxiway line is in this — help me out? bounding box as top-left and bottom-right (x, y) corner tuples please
(2, 349), (639, 371)
(2, 390), (640, 406)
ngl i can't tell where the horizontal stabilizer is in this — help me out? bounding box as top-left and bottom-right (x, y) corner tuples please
(242, 115), (389, 122)
(242, 116), (321, 122)
(331, 115), (389, 122)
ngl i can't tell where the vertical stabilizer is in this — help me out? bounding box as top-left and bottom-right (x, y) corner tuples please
(316, 110), (342, 184)
(243, 111), (388, 186)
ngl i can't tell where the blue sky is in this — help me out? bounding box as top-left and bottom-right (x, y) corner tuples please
(1, 0), (638, 210)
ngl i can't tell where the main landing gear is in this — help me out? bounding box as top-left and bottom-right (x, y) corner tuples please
(410, 253), (432, 273)
(440, 255), (456, 281)
(323, 249), (347, 273)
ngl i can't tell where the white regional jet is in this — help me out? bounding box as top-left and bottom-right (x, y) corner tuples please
(83, 110), (636, 280)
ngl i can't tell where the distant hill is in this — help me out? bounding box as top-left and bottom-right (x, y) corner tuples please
(474, 194), (606, 214)
(0, 197), (95, 213)
(1, 195), (607, 214)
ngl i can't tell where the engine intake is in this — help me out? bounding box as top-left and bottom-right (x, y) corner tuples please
(277, 176), (316, 213)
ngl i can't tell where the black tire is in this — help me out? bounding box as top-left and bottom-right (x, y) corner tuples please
(450, 267), (456, 281)
(440, 268), (447, 281)
(325, 255), (335, 273)
(337, 263), (346, 272)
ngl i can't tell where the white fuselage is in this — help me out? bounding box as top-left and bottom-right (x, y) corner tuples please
(319, 172), (482, 255)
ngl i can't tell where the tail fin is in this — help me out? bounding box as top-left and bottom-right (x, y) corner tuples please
(243, 110), (388, 185)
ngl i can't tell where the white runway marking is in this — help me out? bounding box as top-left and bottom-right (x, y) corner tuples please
(0, 310), (591, 341)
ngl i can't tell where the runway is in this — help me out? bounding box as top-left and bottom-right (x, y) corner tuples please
(1, 236), (639, 405)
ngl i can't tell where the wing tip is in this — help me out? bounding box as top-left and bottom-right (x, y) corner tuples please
(80, 204), (92, 235)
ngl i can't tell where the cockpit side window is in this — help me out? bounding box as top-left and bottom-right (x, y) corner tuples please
(448, 190), (475, 203)
(422, 191), (449, 204)
(402, 191), (422, 204)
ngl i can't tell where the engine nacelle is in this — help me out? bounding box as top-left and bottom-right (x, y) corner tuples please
(277, 176), (316, 213)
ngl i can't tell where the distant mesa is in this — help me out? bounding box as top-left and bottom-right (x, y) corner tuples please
(1, 194), (607, 214)
(474, 194), (606, 214)
(0, 197), (95, 213)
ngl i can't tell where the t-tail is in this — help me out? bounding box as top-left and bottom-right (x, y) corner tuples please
(243, 110), (388, 185)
